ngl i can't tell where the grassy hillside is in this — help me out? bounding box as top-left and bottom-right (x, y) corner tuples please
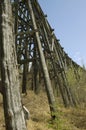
(0, 89), (86, 130)
(0, 67), (86, 130)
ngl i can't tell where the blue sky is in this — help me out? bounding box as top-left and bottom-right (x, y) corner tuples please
(38, 0), (86, 67)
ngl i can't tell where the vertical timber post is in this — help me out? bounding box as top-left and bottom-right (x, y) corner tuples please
(28, 0), (56, 118)
(33, 42), (39, 94)
(0, 1), (27, 130)
(22, 39), (28, 94)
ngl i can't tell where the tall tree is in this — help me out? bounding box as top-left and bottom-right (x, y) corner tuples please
(0, 0), (27, 130)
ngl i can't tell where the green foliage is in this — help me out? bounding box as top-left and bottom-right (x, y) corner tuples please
(48, 108), (73, 130)
(66, 66), (86, 105)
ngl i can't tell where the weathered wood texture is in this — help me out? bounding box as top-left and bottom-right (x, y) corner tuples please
(11, 0), (83, 109)
(0, 80), (3, 94)
(28, 0), (56, 118)
(0, 0), (27, 130)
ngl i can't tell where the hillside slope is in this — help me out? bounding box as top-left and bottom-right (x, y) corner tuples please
(0, 90), (86, 130)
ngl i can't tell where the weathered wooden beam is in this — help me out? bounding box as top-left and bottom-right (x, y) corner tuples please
(16, 29), (38, 37)
(22, 39), (28, 94)
(28, 0), (56, 118)
(0, 0), (27, 130)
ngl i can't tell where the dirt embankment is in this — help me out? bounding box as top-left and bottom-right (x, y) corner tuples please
(0, 91), (86, 130)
